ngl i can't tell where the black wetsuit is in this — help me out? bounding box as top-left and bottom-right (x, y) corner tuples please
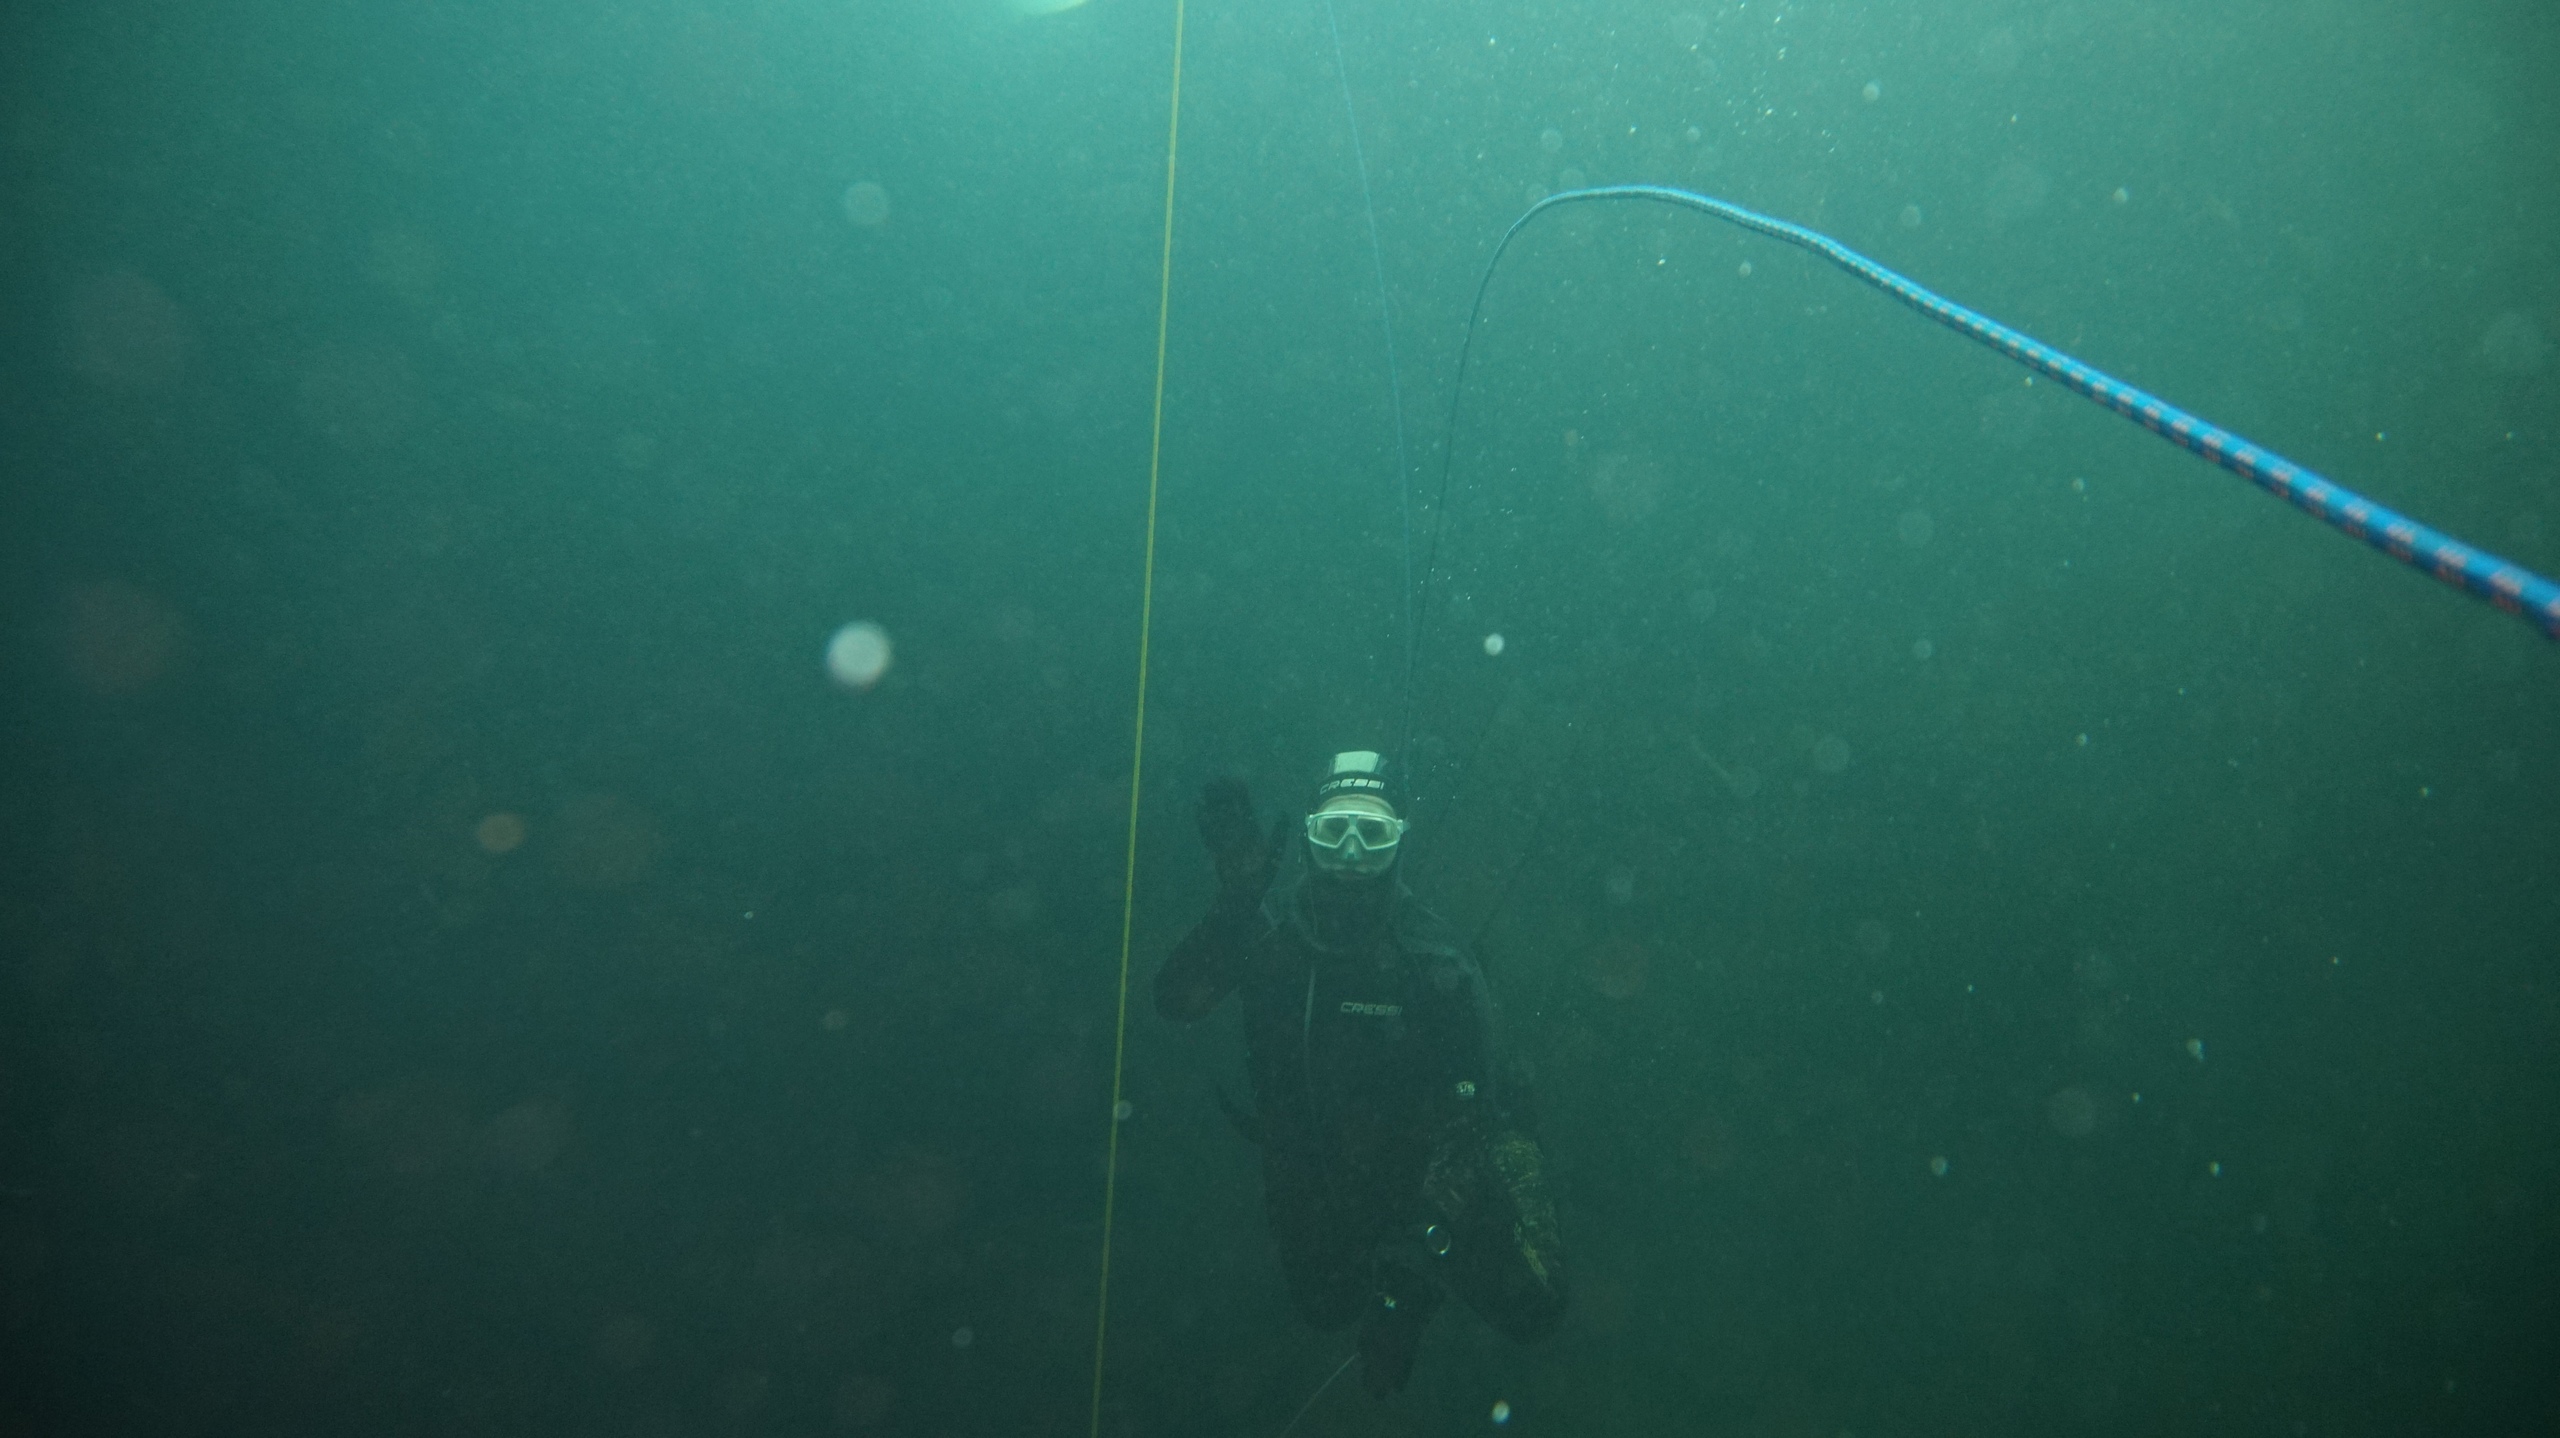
(1156, 859), (1568, 1361)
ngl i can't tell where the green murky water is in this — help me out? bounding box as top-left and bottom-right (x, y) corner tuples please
(3, 1), (2555, 1434)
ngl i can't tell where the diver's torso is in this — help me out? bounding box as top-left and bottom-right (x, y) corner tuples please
(1237, 879), (1487, 1207)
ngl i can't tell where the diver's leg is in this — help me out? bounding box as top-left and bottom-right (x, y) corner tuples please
(1261, 1141), (1368, 1331)
(1355, 1255), (1444, 1396)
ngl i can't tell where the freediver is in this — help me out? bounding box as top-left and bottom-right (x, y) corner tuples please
(1156, 750), (1568, 1397)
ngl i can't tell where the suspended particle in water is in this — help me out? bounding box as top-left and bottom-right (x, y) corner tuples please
(1862, 80), (1882, 102)
(1112, 1100), (1133, 1122)
(1737, 260), (1753, 278)
(1899, 203), (1924, 229)
(2481, 311), (2549, 374)
(1854, 919), (1891, 955)
(1812, 735), (1852, 773)
(1976, 27), (2023, 75)
(593, 1313), (657, 1370)
(1539, 127), (1564, 154)
(842, 181), (891, 227)
(62, 578), (184, 693)
(2186, 1038), (2206, 1062)
(1896, 509), (1935, 547)
(64, 271), (195, 390)
(1687, 587), (1717, 619)
(1928, 1155), (1949, 1177)
(951, 1326), (975, 1349)
(822, 1008), (849, 1031)
(1483, 632), (1506, 656)
(1912, 638), (1935, 660)
(2207, 1161), (2223, 1178)
(2111, 186), (2131, 205)
(1556, 166), (1586, 189)
(1685, 125), (1703, 142)
(827, 621), (894, 690)
(2045, 1085), (2098, 1137)
(1491, 1399), (1513, 1426)
(475, 812), (528, 855)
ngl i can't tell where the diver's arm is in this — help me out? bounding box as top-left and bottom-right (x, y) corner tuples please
(1156, 777), (1286, 1023)
(1153, 893), (1261, 1022)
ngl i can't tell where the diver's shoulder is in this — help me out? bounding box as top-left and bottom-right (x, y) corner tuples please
(1391, 891), (1467, 959)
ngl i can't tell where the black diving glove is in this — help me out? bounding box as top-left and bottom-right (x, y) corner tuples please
(1196, 777), (1286, 905)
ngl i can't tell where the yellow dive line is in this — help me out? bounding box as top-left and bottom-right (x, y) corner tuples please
(1092, 0), (1185, 1433)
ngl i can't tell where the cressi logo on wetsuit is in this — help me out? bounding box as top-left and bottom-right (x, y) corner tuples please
(1339, 1000), (1403, 1017)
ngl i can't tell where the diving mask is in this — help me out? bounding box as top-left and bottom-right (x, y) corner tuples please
(1305, 797), (1406, 875)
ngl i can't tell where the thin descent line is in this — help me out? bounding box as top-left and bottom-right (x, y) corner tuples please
(1317, 0), (1419, 769)
(1091, 2), (1186, 1434)
(1274, 1352), (1360, 1438)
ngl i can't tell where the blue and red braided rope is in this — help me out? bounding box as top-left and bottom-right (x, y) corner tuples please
(1439, 185), (2560, 643)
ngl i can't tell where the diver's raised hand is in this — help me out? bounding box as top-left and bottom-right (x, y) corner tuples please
(1196, 777), (1283, 902)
